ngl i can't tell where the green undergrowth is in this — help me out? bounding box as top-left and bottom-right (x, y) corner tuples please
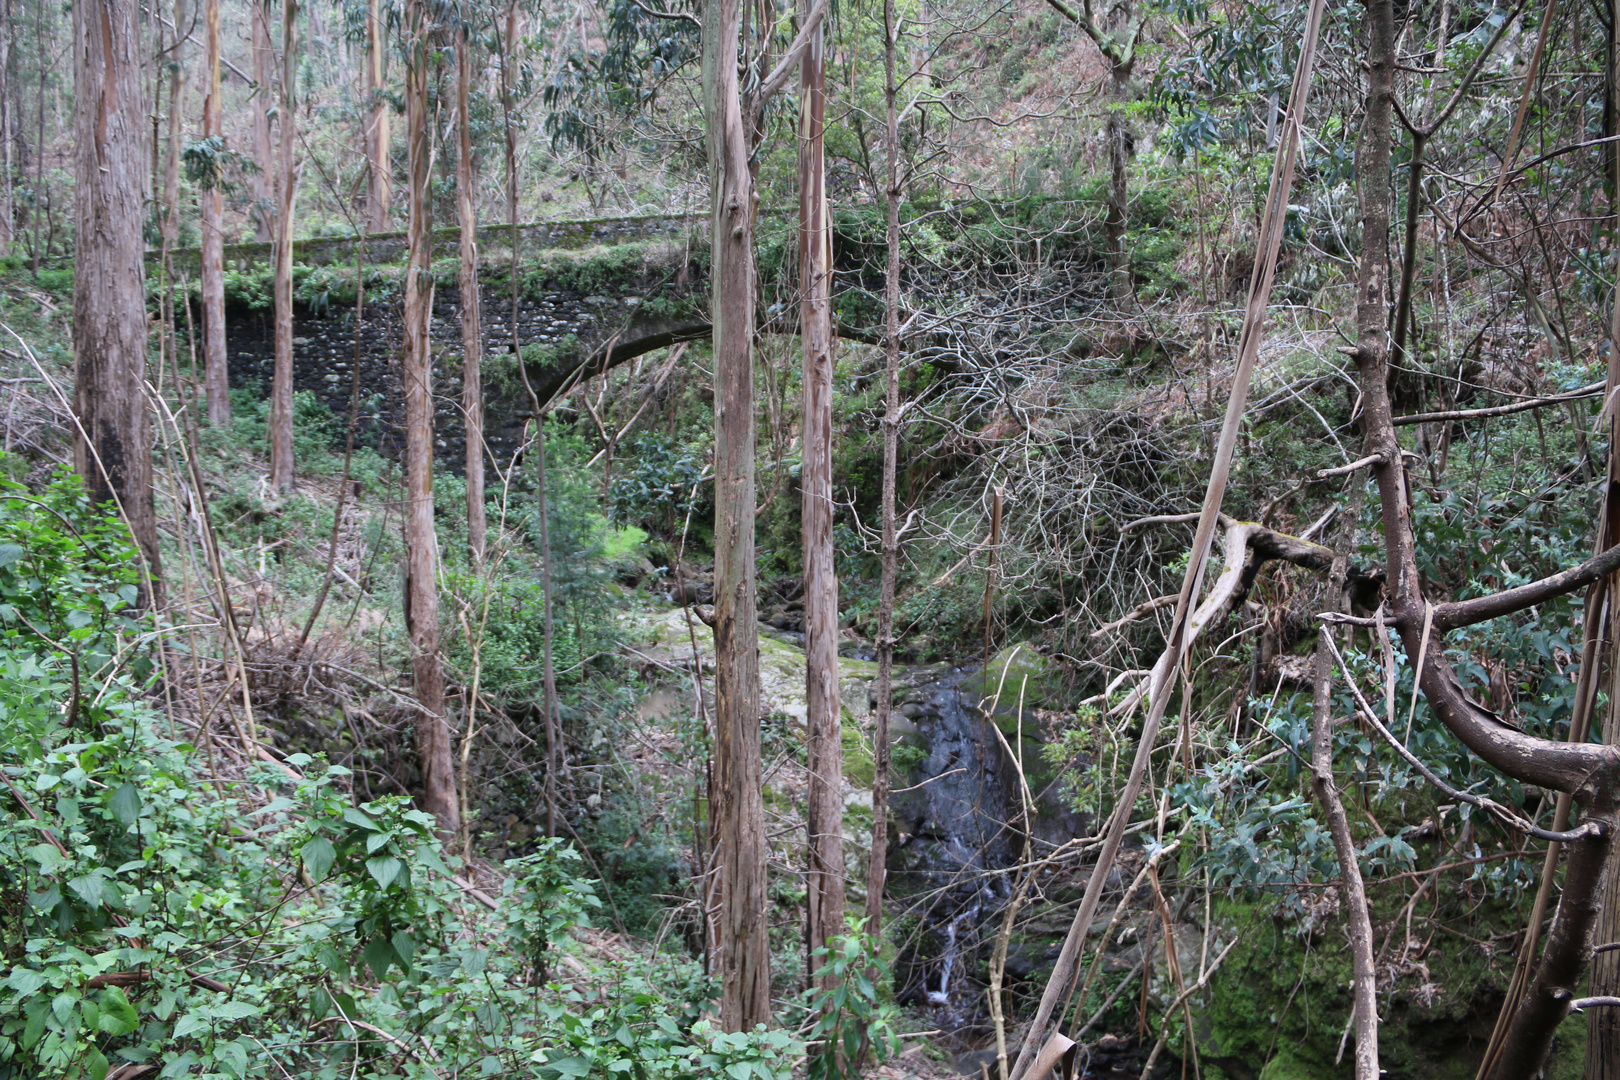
(0, 466), (819, 1080)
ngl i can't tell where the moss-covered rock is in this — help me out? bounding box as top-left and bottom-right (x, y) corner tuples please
(963, 643), (1067, 720)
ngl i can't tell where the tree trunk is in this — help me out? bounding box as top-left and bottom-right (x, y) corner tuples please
(864, 0), (903, 947)
(0, 0), (13, 250)
(73, 0), (163, 603)
(200, 0), (229, 426)
(799, 4), (843, 999)
(1309, 487), (1379, 1080)
(268, 0), (297, 493)
(704, 0), (770, 1030)
(456, 34), (485, 567)
(29, 0), (45, 274)
(366, 0), (389, 233)
(1103, 55), (1132, 309)
(1582, 2), (1620, 1071)
(403, 0), (459, 837)
(160, 0), (185, 388)
(251, 1), (274, 242)
(1346, 0), (1619, 1075)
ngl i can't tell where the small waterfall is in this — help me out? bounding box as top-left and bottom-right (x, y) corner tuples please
(888, 666), (1018, 1031)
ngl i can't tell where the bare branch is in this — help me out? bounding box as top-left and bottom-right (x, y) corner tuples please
(1432, 543), (1620, 631)
(1393, 381), (1603, 426)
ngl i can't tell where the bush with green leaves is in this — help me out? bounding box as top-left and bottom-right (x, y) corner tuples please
(609, 432), (709, 538)
(0, 692), (797, 1079)
(0, 482), (800, 1079)
(797, 926), (901, 1080)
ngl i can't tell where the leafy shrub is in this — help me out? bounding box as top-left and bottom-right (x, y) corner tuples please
(609, 432), (709, 538)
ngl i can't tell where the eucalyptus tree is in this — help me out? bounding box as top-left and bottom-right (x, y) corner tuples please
(798, 0), (843, 1002)
(403, 0), (460, 836)
(269, 0), (300, 493)
(703, 0), (827, 1029)
(199, 0), (230, 426)
(251, 1), (276, 242)
(455, 3), (486, 565)
(366, 0), (391, 232)
(0, 0), (13, 251)
(72, 0), (162, 603)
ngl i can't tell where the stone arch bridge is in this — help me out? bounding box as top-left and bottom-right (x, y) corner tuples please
(165, 213), (881, 467)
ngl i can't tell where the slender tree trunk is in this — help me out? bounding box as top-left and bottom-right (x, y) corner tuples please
(1103, 55), (1132, 309)
(366, 0), (389, 233)
(457, 34), (485, 566)
(268, 0), (297, 492)
(704, 0), (769, 1030)
(1582, 1), (1620, 1070)
(73, 0), (163, 603)
(251, 2), (274, 242)
(864, 0), (903, 943)
(1309, 487), (1379, 1080)
(1346, 0), (1617, 1075)
(532, 414), (563, 840)
(799, 3), (843, 998)
(160, 0), (186, 386)
(0, 0), (13, 251)
(403, 0), (459, 837)
(498, 0), (556, 837)
(200, 0), (230, 426)
(30, 0), (45, 274)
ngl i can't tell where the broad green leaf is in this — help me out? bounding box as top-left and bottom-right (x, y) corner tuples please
(363, 937), (394, 981)
(215, 1037), (249, 1079)
(365, 855), (403, 890)
(301, 836), (336, 882)
(108, 783), (142, 826)
(85, 1046), (109, 1080)
(98, 987), (139, 1036)
(173, 1012), (211, 1039)
(343, 807), (379, 830)
(68, 872), (104, 907)
(390, 930), (415, 969)
(6, 968), (45, 995)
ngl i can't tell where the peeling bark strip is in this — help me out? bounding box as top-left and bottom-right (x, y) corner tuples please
(72, 0), (161, 603)
(1309, 482), (1378, 1080)
(1007, 0), (1329, 1073)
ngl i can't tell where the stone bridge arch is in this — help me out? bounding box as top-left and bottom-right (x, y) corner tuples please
(197, 212), (881, 468)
